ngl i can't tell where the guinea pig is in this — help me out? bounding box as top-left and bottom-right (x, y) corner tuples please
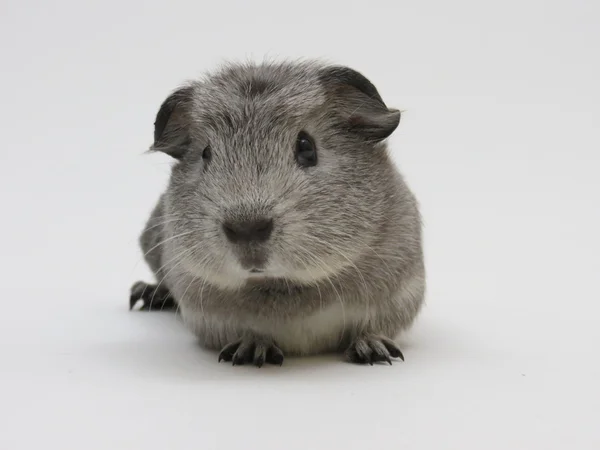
(130, 60), (425, 366)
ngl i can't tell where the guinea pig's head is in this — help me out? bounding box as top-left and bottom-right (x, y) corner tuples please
(152, 61), (401, 289)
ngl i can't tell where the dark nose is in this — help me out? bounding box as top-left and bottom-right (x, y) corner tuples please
(223, 218), (274, 243)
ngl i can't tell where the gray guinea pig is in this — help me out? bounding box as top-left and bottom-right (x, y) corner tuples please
(130, 60), (425, 366)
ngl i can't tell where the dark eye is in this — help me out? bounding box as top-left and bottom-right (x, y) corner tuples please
(295, 132), (317, 167)
(202, 145), (212, 162)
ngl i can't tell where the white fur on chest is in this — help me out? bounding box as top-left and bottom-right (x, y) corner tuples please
(263, 303), (366, 354)
(183, 302), (366, 355)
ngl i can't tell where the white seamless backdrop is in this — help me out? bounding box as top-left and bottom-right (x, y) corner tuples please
(0, 1), (598, 449)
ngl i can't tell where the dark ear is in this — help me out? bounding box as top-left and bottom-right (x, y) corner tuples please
(150, 85), (194, 159)
(319, 66), (400, 141)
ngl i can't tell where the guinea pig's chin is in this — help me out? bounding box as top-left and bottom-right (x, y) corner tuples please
(199, 261), (326, 289)
(199, 266), (248, 290)
(183, 254), (347, 289)
(261, 257), (342, 285)
(280, 266), (339, 284)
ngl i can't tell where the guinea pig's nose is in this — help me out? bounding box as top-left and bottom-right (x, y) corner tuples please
(222, 218), (274, 243)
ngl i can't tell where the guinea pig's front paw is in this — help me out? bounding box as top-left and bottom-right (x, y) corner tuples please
(129, 281), (177, 311)
(345, 336), (404, 365)
(218, 337), (284, 367)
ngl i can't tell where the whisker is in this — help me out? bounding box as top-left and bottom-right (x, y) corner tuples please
(150, 244), (201, 309)
(142, 230), (195, 260)
(308, 235), (371, 328)
(139, 218), (183, 235)
(130, 230), (197, 279)
(287, 243), (347, 345)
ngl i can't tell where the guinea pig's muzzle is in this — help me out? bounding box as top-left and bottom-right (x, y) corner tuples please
(221, 216), (274, 271)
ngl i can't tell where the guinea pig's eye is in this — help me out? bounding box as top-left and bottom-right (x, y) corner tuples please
(202, 145), (212, 162)
(295, 131), (317, 168)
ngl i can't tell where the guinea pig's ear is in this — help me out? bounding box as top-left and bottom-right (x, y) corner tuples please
(319, 66), (400, 142)
(150, 85), (194, 159)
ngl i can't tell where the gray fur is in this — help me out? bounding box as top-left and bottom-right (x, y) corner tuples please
(136, 60), (425, 363)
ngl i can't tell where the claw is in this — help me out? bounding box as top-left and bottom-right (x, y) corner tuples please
(254, 343), (267, 368)
(128, 281), (177, 311)
(347, 337), (404, 365)
(266, 347), (284, 366)
(387, 346), (404, 361)
(232, 353), (246, 366)
(219, 340), (283, 367)
(381, 338), (405, 362)
(218, 341), (240, 363)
